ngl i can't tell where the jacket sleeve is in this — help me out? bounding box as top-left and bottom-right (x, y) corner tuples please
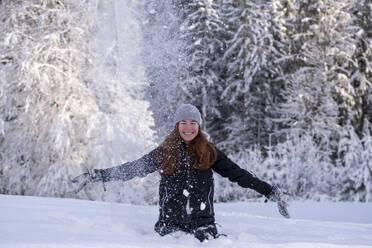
(211, 148), (273, 196)
(99, 148), (159, 182)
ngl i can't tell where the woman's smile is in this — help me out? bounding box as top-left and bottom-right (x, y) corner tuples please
(178, 120), (199, 142)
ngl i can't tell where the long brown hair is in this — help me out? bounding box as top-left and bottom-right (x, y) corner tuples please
(157, 124), (217, 175)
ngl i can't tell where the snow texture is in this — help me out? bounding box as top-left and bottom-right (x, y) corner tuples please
(1, 194), (372, 248)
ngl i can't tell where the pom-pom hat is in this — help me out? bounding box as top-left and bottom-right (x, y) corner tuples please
(173, 104), (202, 126)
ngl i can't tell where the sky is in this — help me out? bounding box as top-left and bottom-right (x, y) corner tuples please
(1, 194), (372, 248)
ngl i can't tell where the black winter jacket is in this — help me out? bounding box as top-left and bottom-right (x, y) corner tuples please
(99, 143), (273, 235)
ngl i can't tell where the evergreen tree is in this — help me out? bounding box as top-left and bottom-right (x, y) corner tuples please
(350, 0), (372, 135)
(277, 0), (361, 161)
(218, 0), (286, 153)
(178, 0), (225, 134)
(335, 122), (372, 201)
(361, 121), (372, 201)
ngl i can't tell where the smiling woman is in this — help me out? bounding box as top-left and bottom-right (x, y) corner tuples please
(178, 120), (199, 142)
(174, 104), (203, 142)
(72, 103), (290, 242)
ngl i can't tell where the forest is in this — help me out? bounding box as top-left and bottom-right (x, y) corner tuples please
(0, 0), (371, 203)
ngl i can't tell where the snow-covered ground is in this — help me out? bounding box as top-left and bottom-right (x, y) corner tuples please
(1, 195), (372, 248)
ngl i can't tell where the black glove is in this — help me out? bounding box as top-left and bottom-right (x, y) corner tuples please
(71, 169), (103, 193)
(267, 185), (290, 219)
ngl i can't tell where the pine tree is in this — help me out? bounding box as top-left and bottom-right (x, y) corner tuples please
(277, 0), (361, 161)
(335, 122), (372, 201)
(178, 0), (225, 134)
(361, 121), (372, 201)
(217, 0), (287, 153)
(350, 0), (372, 135)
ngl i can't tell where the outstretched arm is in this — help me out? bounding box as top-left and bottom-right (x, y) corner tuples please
(100, 148), (159, 182)
(211, 148), (290, 218)
(211, 148), (272, 196)
(72, 148), (159, 193)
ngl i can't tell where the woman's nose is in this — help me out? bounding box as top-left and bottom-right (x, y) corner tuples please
(186, 124), (195, 129)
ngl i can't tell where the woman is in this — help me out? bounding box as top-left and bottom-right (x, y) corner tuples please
(72, 103), (290, 242)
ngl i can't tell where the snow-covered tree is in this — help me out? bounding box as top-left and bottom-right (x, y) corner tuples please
(178, 0), (225, 133)
(217, 0), (286, 153)
(81, 0), (158, 204)
(0, 0), (96, 196)
(350, 0), (372, 134)
(141, 0), (188, 141)
(361, 122), (372, 201)
(0, 0), (157, 204)
(277, 0), (361, 161)
(335, 122), (372, 202)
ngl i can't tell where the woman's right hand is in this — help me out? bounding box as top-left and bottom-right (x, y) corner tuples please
(71, 169), (103, 193)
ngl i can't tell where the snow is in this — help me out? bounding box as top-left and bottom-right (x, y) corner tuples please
(1, 194), (372, 248)
(183, 189), (190, 197)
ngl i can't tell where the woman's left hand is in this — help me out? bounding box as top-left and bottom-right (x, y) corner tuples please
(267, 186), (290, 219)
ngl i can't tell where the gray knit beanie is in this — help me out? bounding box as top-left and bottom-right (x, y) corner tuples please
(173, 104), (202, 126)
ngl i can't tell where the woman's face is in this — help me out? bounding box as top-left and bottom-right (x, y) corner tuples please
(178, 120), (199, 143)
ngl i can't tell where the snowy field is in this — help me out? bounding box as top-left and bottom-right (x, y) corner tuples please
(1, 194), (372, 248)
